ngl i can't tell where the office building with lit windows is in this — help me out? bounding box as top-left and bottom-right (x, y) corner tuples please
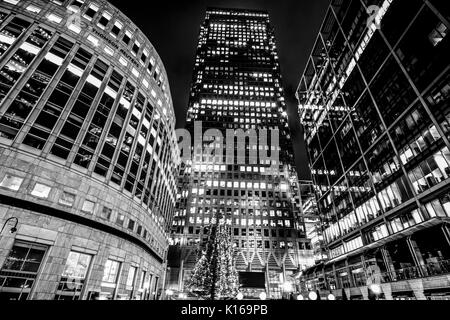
(298, 180), (327, 265)
(297, 0), (450, 300)
(0, 0), (179, 300)
(168, 7), (312, 299)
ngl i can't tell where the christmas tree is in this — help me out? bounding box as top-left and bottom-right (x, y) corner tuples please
(187, 214), (239, 300)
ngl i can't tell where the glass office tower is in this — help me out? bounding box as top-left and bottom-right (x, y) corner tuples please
(169, 7), (311, 299)
(297, 0), (450, 300)
(0, 0), (179, 300)
(298, 180), (327, 265)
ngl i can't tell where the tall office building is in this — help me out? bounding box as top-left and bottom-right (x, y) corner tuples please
(298, 180), (328, 265)
(297, 0), (450, 300)
(0, 0), (179, 300)
(168, 7), (311, 299)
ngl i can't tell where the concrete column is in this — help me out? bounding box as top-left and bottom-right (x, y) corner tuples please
(360, 286), (369, 300)
(160, 265), (167, 300)
(332, 264), (339, 289)
(322, 266), (328, 290)
(265, 264), (271, 298)
(148, 275), (154, 300)
(345, 259), (355, 287)
(178, 260), (184, 292)
(380, 283), (393, 300)
(113, 263), (124, 300)
(408, 279), (426, 300)
(344, 288), (351, 300)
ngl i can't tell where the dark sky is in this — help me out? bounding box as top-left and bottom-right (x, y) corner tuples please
(108, 0), (329, 179)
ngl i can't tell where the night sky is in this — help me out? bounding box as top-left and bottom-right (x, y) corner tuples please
(108, 0), (329, 179)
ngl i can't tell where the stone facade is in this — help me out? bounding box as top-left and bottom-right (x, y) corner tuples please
(0, 209), (163, 300)
(0, 148), (166, 299)
(0, 0), (180, 299)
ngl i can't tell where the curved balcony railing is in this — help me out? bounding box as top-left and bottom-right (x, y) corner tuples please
(304, 259), (450, 290)
(379, 259), (450, 283)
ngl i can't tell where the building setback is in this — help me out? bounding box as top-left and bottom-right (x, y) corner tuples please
(297, 0), (450, 300)
(0, 0), (179, 300)
(168, 7), (313, 299)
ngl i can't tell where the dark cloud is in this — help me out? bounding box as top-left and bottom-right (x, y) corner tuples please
(108, 0), (329, 179)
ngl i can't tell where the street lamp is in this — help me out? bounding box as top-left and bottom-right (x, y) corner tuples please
(282, 281), (294, 292)
(281, 281), (294, 300)
(296, 294), (304, 300)
(368, 284), (382, 300)
(308, 291), (318, 300)
(165, 289), (174, 299)
(259, 292), (267, 300)
(327, 293), (336, 300)
(369, 284), (381, 295)
(236, 292), (244, 300)
(1, 217), (18, 235)
(179, 293), (187, 299)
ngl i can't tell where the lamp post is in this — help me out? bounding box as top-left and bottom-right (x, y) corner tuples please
(165, 289), (174, 300)
(282, 281), (293, 300)
(0, 217), (18, 235)
(368, 284), (382, 300)
(308, 290), (318, 300)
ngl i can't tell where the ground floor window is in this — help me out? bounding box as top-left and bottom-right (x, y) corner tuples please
(100, 259), (122, 300)
(0, 241), (47, 300)
(54, 251), (92, 300)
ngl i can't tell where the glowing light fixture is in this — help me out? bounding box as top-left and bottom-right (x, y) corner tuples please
(308, 291), (318, 300)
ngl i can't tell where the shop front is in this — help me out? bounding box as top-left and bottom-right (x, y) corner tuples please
(392, 290), (416, 300)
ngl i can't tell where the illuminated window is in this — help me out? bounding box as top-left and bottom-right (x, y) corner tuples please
(67, 22), (81, 34)
(26, 5), (41, 13)
(126, 266), (137, 287)
(46, 13), (62, 24)
(111, 21), (123, 37)
(0, 241), (47, 300)
(102, 259), (121, 283)
(0, 175), (23, 191)
(31, 183), (51, 198)
(429, 22), (448, 47)
(81, 200), (95, 213)
(55, 251), (92, 300)
(87, 34), (99, 46)
(97, 12), (111, 29)
(123, 30), (131, 45)
(84, 3), (99, 20)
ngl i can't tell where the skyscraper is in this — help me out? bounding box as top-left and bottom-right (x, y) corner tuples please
(0, 0), (179, 300)
(169, 7), (312, 299)
(298, 180), (328, 265)
(297, 0), (450, 300)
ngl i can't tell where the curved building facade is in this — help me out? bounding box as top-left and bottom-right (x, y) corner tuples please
(0, 0), (179, 300)
(297, 0), (450, 300)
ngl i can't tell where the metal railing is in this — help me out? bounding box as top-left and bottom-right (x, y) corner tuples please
(304, 259), (450, 290)
(378, 265), (422, 282)
(379, 259), (450, 283)
(421, 259), (450, 276)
